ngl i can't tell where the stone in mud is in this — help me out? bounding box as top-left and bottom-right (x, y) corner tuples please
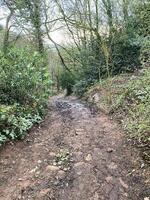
(57, 170), (66, 179)
(37, 160), (42, 164)
(74, 162), (85, 168)
(39, 189), (51, 197)
(107, 162), (117, 169)
(75, 128), (84, 135)
(30, 166), (38, 173)
(49, 152), (56, 157)
(46, 165), (59, 172)
(119, 178), (128, 189)
(105, 176), (113, 183)
(85, 154), (92, 161)
(92, 93), (100, 103)
(107, 148), (114, 153)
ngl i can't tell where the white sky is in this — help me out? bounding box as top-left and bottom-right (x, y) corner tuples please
(0, 6), (8, 25)
(0, 6), (66, 45)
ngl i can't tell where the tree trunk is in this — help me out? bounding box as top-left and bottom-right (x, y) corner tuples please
(3, 11), (13, 53)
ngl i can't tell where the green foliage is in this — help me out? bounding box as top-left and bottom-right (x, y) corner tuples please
(119, 70), (150, 143)
(134, 1), (150, 36)
(86, 69), (150, 161)
(0, 104), (42, 142)
(133, 1), (150, 68)
(67, 32), (140, 97)
(0, 48), (50, 108)
(0, 47), (51, 145)
(0, 25), (3, 31)
(140, 36), (150, 68)
(59, 70), (75, 95)
(99, 70), (150, 144)
(55, 149), (71, 170)
(111, 31), (141, 73)
(58, 2), (149, 97)
(73, 80), (89, 97)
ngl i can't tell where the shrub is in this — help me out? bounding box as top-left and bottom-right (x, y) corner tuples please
(0, 104), (42, 142)
(73, 78), (97, 97)
(73, 80), (89, 97)
(111, 32), (141, 74)
(0, 47), (51, 145)
(59, 70), (75, 95)
(133, 1), (150, 67)
(140, 36), (150, 68)
(0, 48), (50, 110)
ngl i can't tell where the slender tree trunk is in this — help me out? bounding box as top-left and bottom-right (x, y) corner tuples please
(3, 11), (13, 53)
(33, 0), (44, 54)
(123, 0), (129, 28)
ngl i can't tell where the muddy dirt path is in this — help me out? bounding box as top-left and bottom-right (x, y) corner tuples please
(0, 96), (149, 200)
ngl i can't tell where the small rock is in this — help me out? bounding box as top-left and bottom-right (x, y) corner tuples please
(36, 171), (40, 175)
(75, 129), (84, 135)
(37, 160), (42, 164)
(119, 178), (128, 189)
(53, 162), (57, 166)
(123, 193), (128, 197)
(105, 176), (113, 183)
(46, 165), (59, 172)
(26, 139), (32, 143)
(107, 148), (113, 153)
(30, 166), (38, 173)
(57, 170), (66, 179)
(63, 168), (68, 171)
(85, 154), (92, 162)
(3, 170), (8, 173)
(74, 162), (85, 168)
(17, 195), (22, 200)
(66, 182), (69, 187)
(107, 162), (117, 169)
(39, 189), (51, 197)
(127, 169), (136, 176)
(92, 93), (100, 103)
(141, 163), (145, 168)
(49, 152), (56, 157)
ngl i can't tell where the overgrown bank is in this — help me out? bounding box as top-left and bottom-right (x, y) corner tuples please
(0, 48), (51, 146)
(85, 69), (150, 163)
(57, 1), (150, 98)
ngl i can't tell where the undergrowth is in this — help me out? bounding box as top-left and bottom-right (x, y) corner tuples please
(0, 48), (51, 146)
(86, 70), (150, 162)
